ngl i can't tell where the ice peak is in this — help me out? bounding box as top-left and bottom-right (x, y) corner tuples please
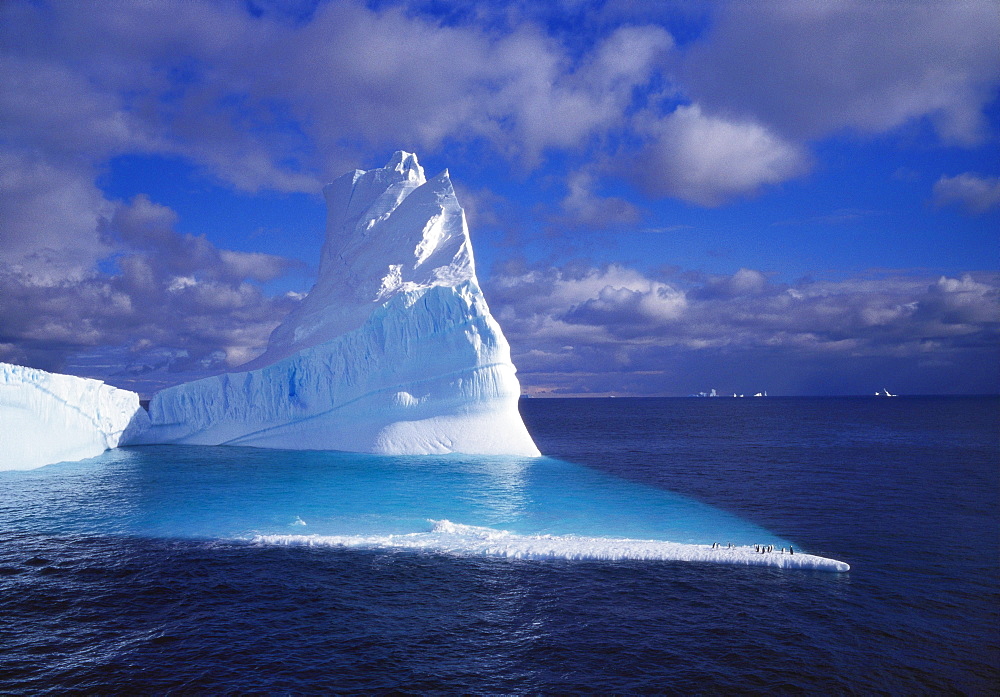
(245, 151), (476, 368)
(387, 150), (425, 183)
(140, 152), (538, 457)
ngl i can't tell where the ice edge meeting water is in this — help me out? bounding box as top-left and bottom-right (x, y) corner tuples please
(1, 442), (848, 572)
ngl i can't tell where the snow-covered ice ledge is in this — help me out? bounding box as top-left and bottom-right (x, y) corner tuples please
(254, 520), (851, 572)
(0, 362), (149, 470)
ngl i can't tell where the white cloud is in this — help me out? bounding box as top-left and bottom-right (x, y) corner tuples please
(684, 0), (1000, 144)
(632, 104), (810, 206)
(933, 173), (1000, 214)
(1, 0), (996, 394)
(557, 170), (641, 228)
(0, 149), (113, 280)
(1, 0), (675, 194)
(0, 0), (682, 289)
(488, 263), (1000, 394)
(0, 194), (299, 381)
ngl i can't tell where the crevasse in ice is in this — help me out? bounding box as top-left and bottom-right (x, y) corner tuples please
(136, 152), (540, 456)
(0, 362), (149, 471)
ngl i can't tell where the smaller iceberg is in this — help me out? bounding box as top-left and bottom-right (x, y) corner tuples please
(0, 362), (149, 470)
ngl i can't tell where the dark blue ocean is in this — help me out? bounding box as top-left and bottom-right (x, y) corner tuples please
(1, 397), (997, 693)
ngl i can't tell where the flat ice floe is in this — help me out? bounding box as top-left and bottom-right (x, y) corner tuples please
(254, 520), (850, 572)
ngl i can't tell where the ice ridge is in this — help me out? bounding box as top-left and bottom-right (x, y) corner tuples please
(254, 520), (851, 572)
(137, 152), (539, 457)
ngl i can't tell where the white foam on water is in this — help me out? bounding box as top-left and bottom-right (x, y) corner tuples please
(252, 519), (850, 572)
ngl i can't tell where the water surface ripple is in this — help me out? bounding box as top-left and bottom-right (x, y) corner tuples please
(0, 396), (996, 693)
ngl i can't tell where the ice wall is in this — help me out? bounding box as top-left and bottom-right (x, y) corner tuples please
(138, 152), (539, 456)
(0, 362), (149, 470)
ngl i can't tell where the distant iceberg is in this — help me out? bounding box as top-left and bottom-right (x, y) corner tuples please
(136, 152), (539, 457)
(0, 362), (149, 471)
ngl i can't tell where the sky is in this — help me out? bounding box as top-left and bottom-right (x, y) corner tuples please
(1, 0), (998, 397)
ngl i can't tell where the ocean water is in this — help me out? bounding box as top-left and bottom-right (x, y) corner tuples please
(1, 397), (997, 692)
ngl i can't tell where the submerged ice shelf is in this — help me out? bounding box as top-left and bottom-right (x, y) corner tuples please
(256, 520), (851, 572)
(0, 445), (849, 572)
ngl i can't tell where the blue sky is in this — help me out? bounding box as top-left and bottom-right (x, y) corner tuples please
(1, 0), (998, 396)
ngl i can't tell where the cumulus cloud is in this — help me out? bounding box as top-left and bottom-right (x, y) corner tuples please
(1, 0), (996, 395)
(488, 264), (1000, 395)
(0, 0), (685, 311)
(632, 104), (810, 205)
(0, 195), (299, 391)
(3, 0), (997, 253)
(102, 195), (297, 284)
(684, 0), (1000, 144)
(0, 150), (114, 280)
(476, 23), (673, 163)
(933, 173), (1000, 214)
(556, 170), (641, 228)
(0, 1), (673, 192)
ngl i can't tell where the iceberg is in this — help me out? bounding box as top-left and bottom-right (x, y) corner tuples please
(138, 152), (539, 456)
(0, 362), (149, 471)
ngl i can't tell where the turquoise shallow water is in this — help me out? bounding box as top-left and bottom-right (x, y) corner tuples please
(2, 444), (786, 547)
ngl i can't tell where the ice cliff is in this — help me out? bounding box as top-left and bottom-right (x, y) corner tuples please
(0, 362), (149, 470)
(138, 152), (539, 456)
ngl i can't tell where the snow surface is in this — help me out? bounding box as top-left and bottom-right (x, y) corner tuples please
(255, 520), (851, 572)
(138, 152), (539, 456)
(0, 362), (149, 471)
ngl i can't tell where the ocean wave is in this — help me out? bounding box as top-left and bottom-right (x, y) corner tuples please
(252, 520), (850, 572)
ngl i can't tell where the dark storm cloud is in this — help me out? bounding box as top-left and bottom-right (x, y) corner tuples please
(488, 264), (1000, 395)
